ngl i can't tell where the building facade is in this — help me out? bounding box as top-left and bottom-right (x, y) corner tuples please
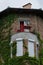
(0, 3), (43, 60)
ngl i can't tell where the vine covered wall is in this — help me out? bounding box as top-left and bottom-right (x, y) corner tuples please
(0, 13), (43, 65)
(0, 14), (17, 64)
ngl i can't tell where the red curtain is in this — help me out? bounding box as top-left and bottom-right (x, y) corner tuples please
(20, 21), (24, 32)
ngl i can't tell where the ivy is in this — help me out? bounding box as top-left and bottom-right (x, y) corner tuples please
(33, 31), (43, 65)
(0, 14), (17, 64)
(12, 41), (17, 57)
(0, 13), (43, 65)
(3, 56), (40, 65)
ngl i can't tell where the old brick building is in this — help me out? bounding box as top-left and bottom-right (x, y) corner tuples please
(0, 3), (43, 59)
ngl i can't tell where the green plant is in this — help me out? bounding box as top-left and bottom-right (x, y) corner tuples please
(0, 13), (43, 65)
(12, 41), (17, 56)
(33, 32), (43, 65)
(0, 14), (17, 63)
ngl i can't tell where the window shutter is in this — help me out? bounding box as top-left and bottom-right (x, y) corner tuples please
(20, 21), (24, 32)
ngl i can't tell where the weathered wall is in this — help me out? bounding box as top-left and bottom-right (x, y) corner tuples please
(11, 14), (43, 40)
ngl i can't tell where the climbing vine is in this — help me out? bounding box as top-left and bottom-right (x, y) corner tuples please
(33, 32), (43, 65)
(4, 56), (40, 65)
(0, 13), (43, 65)
(0, 14), (17, 64)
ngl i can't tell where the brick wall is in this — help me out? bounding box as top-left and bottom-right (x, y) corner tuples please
(23, 5), (31, 9)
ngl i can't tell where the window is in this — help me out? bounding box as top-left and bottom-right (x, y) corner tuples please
(28, 41), (34, 57)
(24, 20), (30, 26)
(16, 40), (23, 56)
(20, 20), (30, 32)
